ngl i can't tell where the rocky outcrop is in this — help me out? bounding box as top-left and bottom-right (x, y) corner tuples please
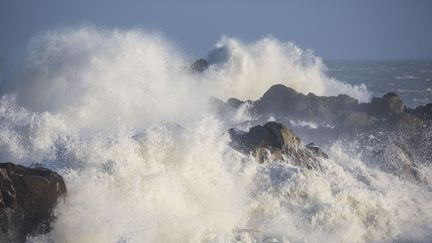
(0, 163), (66, 242)
(229, 122), (327, 170)
(366, 92), (405, 116)
(210, 84), (431, 130)
(254, 84), (359, 124)
(211, 83), (432, 183)
(191, 59), (209, 72)
(409, 103), (432, 121)
(211, 84), (365, 127)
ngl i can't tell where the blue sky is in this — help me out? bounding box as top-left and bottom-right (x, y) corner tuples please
(1, 0), (431, 62)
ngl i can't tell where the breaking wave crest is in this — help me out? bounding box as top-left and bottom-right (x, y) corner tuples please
(0, 27), (430, 242)
(2, 27), (369, 129)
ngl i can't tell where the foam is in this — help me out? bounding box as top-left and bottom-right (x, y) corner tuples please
(0, 27), (429, 242)
(2, 28), (369, 131)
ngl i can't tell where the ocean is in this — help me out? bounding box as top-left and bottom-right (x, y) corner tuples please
(326, 60), (432, 107)
(0, 28), (431, 242)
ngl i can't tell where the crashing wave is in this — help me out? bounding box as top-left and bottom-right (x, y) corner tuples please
(0, 28), (430, 242)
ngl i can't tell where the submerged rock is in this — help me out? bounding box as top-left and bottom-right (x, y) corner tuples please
(0, 162), (66, 242)
(229, 122), (327, 170)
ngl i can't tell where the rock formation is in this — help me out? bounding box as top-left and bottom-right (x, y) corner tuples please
(212, 83), (432, 183)
(191, 59), (209, 72)
(0, 163), (66, 242)
(409, 103), (432, 121)
(229, 122), (327, 170)
(211, 83), (431, 130)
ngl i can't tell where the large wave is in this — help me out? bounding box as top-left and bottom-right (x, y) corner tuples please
(0, 27), (430, 242)
(1, 27), (369, 130)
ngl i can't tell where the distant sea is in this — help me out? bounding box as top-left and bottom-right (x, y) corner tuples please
(325, 60), (432, 107)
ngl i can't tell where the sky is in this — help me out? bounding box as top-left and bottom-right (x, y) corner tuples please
(0, 0), (431, 63)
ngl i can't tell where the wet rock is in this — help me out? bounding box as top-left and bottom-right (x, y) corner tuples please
(217, 84), (429, 128)
(216, 84), (432, 181)
(0, 163), (66, 242)
(229, 122), (326, 170)
(191, 59), (209, 72)
(409, 103), (432, 121)
(367, 92), (405, 117)
(250, 84), (359, 123)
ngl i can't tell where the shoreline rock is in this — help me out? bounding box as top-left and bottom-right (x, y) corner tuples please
(213, 83), (432, 183)
(229, 122), (327, 170)
(210, 83), (432, 127)
(0, 162), (66, 242)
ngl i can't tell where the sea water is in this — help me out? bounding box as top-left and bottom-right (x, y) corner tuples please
(0, 27), (430, 243)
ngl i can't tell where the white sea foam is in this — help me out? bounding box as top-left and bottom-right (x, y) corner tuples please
(394, 75), (420, 80)
(2, 28), (370, 130)
(0, 27), (430, 242)
(289, 120), (319, 129)
(205, 36), (370, 102)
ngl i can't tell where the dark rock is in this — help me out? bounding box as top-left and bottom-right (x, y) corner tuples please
(253, 84), (359, 123)
(229, 122), (326, 170)
(228, 125), (279, 154)
(409, 103), (432, 121)
(261, 84), (299, 102)
(215, 84), (432, 135)
(367, 92), (405, 117)
(0, 162), (66, 242)
(218, 85), (428, 129)
(191, 59), (209, 72)
(216, 84), (432, 183)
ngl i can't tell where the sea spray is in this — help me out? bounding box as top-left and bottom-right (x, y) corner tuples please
(2, 27), (369, 130)
(0, 27), (430, 242)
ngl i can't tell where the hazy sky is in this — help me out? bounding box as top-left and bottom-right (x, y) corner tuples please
(1, 0), (431, 62)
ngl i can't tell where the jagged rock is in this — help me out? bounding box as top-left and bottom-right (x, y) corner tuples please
(228, 122), (326, 169)
(367, 92), (405, 117)
(255, 84), (359, 123)
(409, 103), (432, 121)
(214, 84), (429, 129)
(0, 163), (66, 242)
(213, 84), (432, 182)
(191, 59), (209, 72)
